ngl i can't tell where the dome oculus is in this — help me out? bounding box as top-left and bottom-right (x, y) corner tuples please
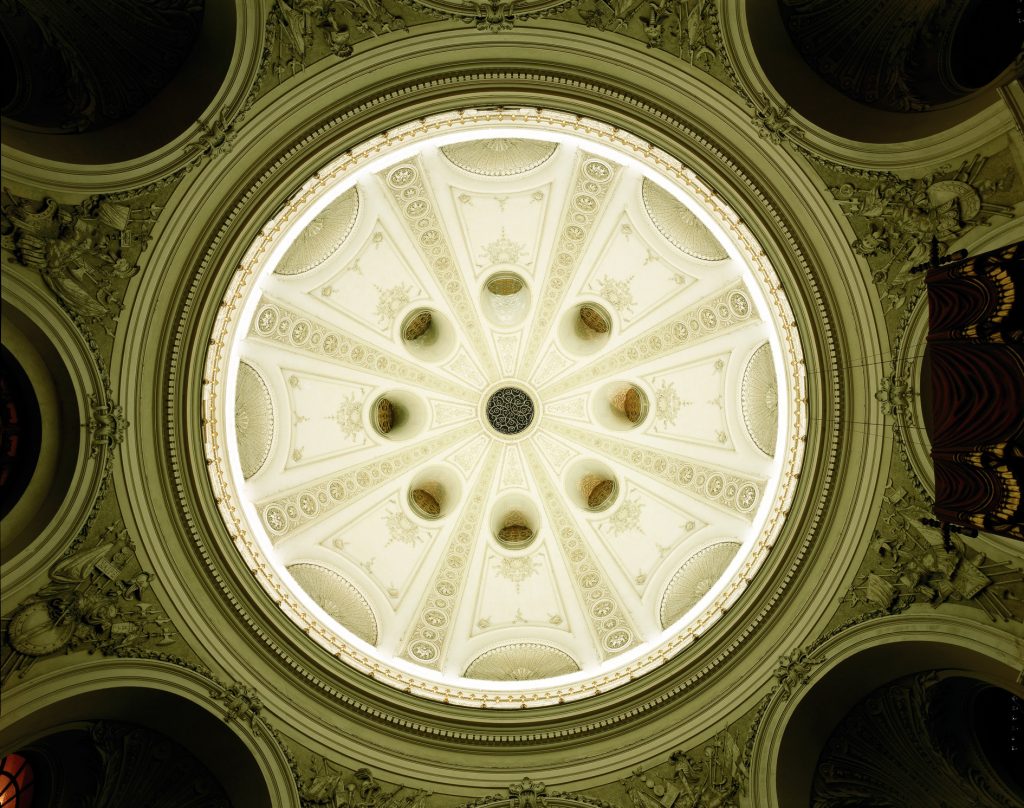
(204, 109), (806, 708)
(485, 387), (535, 435)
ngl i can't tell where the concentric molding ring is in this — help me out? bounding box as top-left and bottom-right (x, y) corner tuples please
(134, 52), (868, 768)
(201, 109), (808, 709)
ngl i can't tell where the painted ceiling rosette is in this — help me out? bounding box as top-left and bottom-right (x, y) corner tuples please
(204, 110), (806, 708)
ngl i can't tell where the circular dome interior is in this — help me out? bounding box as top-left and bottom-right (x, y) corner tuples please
(203, 110), (806, 707)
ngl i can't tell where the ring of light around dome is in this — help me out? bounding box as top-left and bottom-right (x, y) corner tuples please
(204, 109), (806, 708)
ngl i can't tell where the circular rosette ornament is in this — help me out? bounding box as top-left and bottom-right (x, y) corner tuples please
(485, 387), (535, 435)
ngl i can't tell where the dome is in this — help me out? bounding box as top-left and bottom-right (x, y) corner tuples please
(4, 2), (1021, 803)
(204, 112), (805, 706)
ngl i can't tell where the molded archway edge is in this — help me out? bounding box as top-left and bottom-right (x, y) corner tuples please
(0, 657), (299, 808)
(748, 612), (1024, 808)
(0, 0), (265, 196)
(731, 0), (1017, 149)
(0, 271), (106, 608)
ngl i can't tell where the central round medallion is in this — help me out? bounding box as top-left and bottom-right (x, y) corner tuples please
(485, 387), (535, 435)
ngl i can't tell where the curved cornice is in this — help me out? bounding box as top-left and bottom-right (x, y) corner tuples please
(115, 29), (886, 788)
(0, 656), (299, 808)
(727, 0), (1018, 162)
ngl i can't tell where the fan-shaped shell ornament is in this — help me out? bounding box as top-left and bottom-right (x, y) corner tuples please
(440, 138), (557, 176)
(660, 542), (741, 628)
(642, 178), (728, 261)
(287, 563), (378, 644)
(274, 187), (359, 275)
(741, 342), (779, 457)
(234, 362), (274, 479)
(464, 643), (580, 681)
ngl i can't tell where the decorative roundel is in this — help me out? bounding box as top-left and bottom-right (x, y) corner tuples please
(204, 109), (805, 708)
(485, 387), (535, 435)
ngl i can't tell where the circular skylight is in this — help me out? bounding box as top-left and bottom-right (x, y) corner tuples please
(203, 109), (806, 707)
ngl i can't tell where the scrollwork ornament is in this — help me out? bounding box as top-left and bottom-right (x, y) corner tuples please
(296, 759), (431, 808)
(822, 152), (1018, 296)
(572, 0), (728, 81)
(404, 0), (580, 30)
(619, 730), (746, 808)
(845, 483), (1024, 623)
(750, 93), (804, 146)
(212, 682), (265, 730)
(1, 187), (168, 338)
(464, 777), (618, 808)
(1, 525), (180, 683)
(88, 394), (127, 458)
(261, 0), (412, 90)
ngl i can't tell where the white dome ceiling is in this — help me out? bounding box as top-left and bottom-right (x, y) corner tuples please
(203, 110), (806, 707)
